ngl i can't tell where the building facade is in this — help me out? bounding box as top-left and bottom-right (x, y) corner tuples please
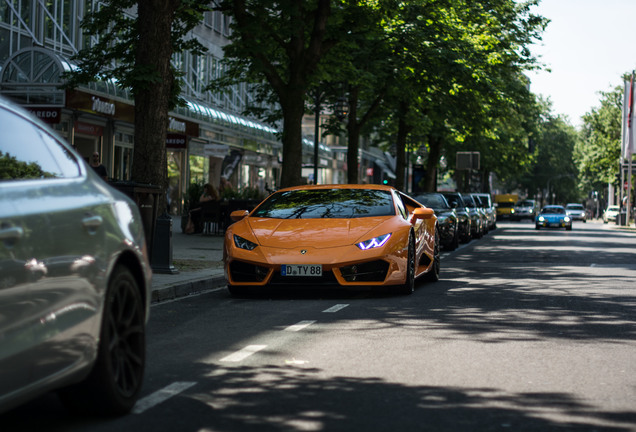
(0, 1), (347, 215)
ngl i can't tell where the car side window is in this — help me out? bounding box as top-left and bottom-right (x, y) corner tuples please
(394, 193), (409, 220)
(0, 109), (81, 180)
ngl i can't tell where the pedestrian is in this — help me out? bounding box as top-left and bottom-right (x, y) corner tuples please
(219, 176), (233, 194)
(90, 152), (108, 181)
(185, 183), (220, 234)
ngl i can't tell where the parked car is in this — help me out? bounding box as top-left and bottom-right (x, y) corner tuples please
(472, 193), (497, 230)
(603, 205), (620, 223)
(535, 205), (572, 230)
(224, 184), (439, 296)
(461, 193), (485, 238)
(441, 192), (472, 243)
(413, 192), (459, 251)
(0, 96), (152, 415)
(565, 203), (587, 222)
(512, 199), (537, 221)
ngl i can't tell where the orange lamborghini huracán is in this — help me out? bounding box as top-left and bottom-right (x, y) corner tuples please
(223, 184), (439, 296)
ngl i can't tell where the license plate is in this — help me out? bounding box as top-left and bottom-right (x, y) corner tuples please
(281, 264), (322, 277)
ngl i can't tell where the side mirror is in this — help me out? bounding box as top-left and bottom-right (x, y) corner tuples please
(230, 209), (249, 222)
(413, 207), (435, 220)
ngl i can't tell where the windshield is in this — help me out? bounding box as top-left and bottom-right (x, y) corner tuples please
(541, 207), (565, 214)
(566, 204), (584, 210)
(414, 194), (450, 209)
(252, 188), (395, 219)
(516, 200), (534, 207)
(462, 195), (476, 208)
(443, 194), (463, 208)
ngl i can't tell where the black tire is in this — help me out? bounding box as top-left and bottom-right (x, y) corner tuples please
(399, 235), (415, 295)
(451, 230), (459, 250)
(424, 228), (440, 282)
(60, 266), (146, 416)
(535, 225), (540, 230)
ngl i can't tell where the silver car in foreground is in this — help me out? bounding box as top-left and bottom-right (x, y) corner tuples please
(0, 97), (152, 415)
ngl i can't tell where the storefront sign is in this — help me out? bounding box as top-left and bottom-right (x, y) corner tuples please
(91, 96), (115, 116)
(168, 117), (186, 133)
(74, 121), (103, 136)
(66, 89), (134, 123)
(27, 107), (61, 124)
(167, 133), (187, 148)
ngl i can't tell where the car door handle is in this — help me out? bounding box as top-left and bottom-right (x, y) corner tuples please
(82, 215), (103, 233)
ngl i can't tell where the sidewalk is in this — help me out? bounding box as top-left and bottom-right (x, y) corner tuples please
(150, 216), (227, 303)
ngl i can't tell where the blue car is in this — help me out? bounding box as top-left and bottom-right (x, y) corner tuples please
(535, 205), (572, 230)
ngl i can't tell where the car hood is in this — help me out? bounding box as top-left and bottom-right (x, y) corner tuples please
(245, 217), (392, 248)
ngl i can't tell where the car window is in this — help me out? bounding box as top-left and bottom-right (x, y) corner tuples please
(542, 207), (565, 214)
(393, 193), (409, 220)
(443, 194), (463, 208)
(462, 195), (476, 207)
(0, 108), (81, 180)
(566, 204), (584, 210)
(252, 189), (396, 219)
(415, 194), (449, 209)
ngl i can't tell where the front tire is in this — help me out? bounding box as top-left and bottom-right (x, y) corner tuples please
(60, 266), (146, 416)
(399, 235), (416, 295)
(424, 228), (440, 282)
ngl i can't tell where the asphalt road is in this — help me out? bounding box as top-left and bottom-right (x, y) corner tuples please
(3, 221), (636, 431)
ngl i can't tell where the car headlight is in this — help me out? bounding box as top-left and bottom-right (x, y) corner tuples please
(538, 216), (545, 222)
(357, 233), (391, 250)
(437, 215), (449, 225)
(564, 217), (571, 222)
(233, 234), (258, 251)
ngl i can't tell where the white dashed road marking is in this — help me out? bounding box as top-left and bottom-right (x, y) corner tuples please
(220, 344), (267, 362)
(323, 304), (349, 313)
(285, 320), (316, 331)
(133, 381), (196, 414)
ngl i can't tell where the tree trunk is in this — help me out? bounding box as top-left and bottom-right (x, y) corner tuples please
(279, 92), (306, 188)
(132, 0), (176, 207)
(395, 101), (412, 191)
(424, 134), (442, 192)
(346, 86), (360, 184)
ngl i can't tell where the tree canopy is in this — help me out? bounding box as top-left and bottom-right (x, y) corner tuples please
(215, 0), (547, 189)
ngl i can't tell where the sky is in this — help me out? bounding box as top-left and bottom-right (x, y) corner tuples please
(527, 0), (636, 127)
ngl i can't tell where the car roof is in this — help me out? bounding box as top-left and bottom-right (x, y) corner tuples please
(274, 184), (397, 193)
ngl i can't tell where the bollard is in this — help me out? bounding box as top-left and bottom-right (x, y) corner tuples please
(151, 212), (179, 274)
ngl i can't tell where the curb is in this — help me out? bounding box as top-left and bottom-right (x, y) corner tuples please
(151, 275), (227, 304)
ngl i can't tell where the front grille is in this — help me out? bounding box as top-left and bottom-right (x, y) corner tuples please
(229, 261), (269, 283)
(340, 260), (389, 282)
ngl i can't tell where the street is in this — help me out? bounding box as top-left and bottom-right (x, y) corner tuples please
(3, 221), (636, 431)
